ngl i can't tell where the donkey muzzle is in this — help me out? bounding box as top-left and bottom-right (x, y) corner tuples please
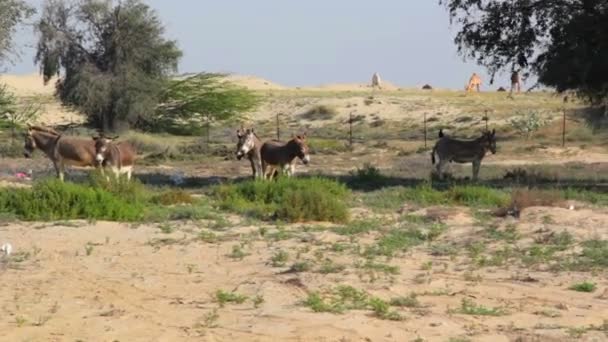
(236, 152), (244, 160)
(301, 155), (310, 165)
(95, 153), (105, 163)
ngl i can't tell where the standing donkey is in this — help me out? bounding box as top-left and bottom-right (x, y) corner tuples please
(92, 135), (137, 180)
(235, 128), (263, 179)
(23, 125), (99, 181)
(260, 134), (310, 179)
(431, 129), (497, 181)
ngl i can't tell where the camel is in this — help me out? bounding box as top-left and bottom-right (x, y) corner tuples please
(371, 72), (382, 89)
(465, 73), (482, 92)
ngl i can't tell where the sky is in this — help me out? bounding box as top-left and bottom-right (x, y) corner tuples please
(6, 0), (511, 89)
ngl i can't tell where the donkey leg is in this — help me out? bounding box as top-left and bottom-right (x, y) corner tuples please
(472, 161), (481, 181)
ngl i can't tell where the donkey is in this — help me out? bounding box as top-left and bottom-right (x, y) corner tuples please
(92, 135), (137, 180)
(260, 134), (310, 179)
(235, 128), (263, 179)
(23, 125), (98, 181)
(431, 129), (497, 181)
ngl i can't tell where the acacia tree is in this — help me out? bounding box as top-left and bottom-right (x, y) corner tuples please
(440, 0), (608, 105)
(35, 0), (182, 130)
(154, 73), (260, 139)
(0, 0), (35, 68)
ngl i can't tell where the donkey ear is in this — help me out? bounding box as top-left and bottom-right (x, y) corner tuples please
(92, 136), (98, 141)
(236, 129), (243, 137)
(111, 135), (119, 140)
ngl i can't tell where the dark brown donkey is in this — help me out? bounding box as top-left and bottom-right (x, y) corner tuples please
(260, 134), (310, 180)
(93, 135), (137, 180)
(23, 125), (98, 181)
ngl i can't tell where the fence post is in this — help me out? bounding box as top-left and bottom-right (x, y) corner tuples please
(276, 113), (280, 141)
(423, 112), (427, 149)
(484, 110), (489, 131)
(349, 112), (353, 148)
(562, 97), (568, 147)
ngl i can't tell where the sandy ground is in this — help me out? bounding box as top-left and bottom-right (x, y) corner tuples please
(2, 73), (608, 341)
(1, 206), (608, 342)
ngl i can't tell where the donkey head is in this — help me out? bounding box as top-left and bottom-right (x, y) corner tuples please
(92, 134), (118, 165)
(481, 129), (497, 154)
(236, 128), (256, 160)
(22, 128), (36, 158)
(291, 133), (310, 165)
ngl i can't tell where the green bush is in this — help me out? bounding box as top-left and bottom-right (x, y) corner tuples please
(0, 179), (144, 221)
(213, 178), (350, 223)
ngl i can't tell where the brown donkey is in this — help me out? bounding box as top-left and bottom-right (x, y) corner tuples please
(260, 134), (310, 179)
(235, 128), (263, 179)
(93, 135), (137, 180)
(23, 125), (98, 181)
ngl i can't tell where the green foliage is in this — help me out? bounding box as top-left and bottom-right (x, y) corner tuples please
(0, 0), (35, 66)
(570, 281), (597, 293)
(151, 189), (195, 206)
(153, 73), (260, 135)
(390, 294), (420, 308)
(215, 290), (248, 307)
(363, 185), (510, 210)
(0, 179), (144, 221)
(35, 0), (182, 130)
(441, 0), (608, 103)
(303, 286), (403, 320)
(270, 250), (289, 267)
(509, 110), (547, 140)
(213, 178), (350, 223)
(450, 298), (506, 316)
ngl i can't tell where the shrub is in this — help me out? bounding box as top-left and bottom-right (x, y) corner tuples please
(213, 178), (349, 223)
(569, 281), (597, 293)
(509, 110), (547, 140)
(151, 189), (195, 205)
(300, 105), (338, 121)
(0, 179), (144, 221)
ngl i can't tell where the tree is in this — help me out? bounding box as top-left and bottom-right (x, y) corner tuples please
(35, 0), (182, 131)
(153, 73), (261, 138)
(0, 0), (35, 68)
(440, 0), (608, 105)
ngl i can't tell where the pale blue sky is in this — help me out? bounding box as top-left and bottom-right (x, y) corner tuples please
(7, 0), (512, 89)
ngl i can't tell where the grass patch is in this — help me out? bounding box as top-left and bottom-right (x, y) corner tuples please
(0, 179), (144, 221)
(390, 294), (420, 308)
(317, 259), (346, 274)
(270, 250), (289, 267)
(215, 290), (248, 307)
(334, 219), (383, 236)
(213, 178), (350, 223)
(569, 281), (597, 293)
(303, 286), (403, 320)
(363, 185), (509, 211)
(450, 298), (506, 316)
(151, 189), (195, 205)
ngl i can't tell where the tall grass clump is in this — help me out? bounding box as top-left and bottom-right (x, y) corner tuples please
(363, 184), (509, 210)
(0, 179), (144, 221)
(213, 177), (350, 223)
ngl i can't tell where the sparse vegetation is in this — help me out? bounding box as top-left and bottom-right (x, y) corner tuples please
(450, 298), (506, 316)
(300, 104), (338, 121)
(215, 290), (248, 307)
(569, 281), (597, 293)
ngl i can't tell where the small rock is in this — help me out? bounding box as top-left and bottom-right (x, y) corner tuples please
(1, 243), (12, 256)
